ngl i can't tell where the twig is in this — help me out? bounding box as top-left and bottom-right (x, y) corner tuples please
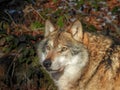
(4, 10), (17, 26)
(6, 48), (23, 82)
(31, 6), (45, 21)
(23, 5), (45, 21)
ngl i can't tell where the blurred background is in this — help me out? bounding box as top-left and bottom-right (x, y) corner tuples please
(0, 0), (120, 90)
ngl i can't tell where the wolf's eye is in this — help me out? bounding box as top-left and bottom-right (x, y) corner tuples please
(46, 45), (50, 51)
(61, 47), (67, 52)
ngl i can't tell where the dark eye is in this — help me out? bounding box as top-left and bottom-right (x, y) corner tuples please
(46, 45), (50, 51)
(61, 47), (67, 52)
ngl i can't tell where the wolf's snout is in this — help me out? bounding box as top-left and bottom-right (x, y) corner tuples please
(43, 59), (52, 68)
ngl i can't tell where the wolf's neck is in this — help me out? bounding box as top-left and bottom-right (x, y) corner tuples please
(51, 71), (63, 81)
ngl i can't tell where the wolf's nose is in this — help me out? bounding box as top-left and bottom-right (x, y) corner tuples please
(43, 59), (51, 68)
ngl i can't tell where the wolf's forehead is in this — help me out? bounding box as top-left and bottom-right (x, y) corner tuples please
(48, 31), (74, 47)
(48, 40), (63, 48)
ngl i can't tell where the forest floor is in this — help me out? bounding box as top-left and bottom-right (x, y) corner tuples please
(0, 0), (120, 90)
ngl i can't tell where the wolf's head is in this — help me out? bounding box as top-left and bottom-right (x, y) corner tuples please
(38, 20), (89, 75)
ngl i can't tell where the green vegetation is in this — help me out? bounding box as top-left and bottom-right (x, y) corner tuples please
(0, 0), (119, 89)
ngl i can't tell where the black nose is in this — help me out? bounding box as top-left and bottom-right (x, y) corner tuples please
(43, 59), (52, 68)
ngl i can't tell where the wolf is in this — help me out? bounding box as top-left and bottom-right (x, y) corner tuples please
(37, 20), (120, 90)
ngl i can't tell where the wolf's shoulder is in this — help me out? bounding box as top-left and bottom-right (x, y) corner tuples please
(79, 31), (120, 90)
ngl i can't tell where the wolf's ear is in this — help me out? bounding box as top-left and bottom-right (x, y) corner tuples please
(45, 20), (55, 37)
(70, 20), (83, 41)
